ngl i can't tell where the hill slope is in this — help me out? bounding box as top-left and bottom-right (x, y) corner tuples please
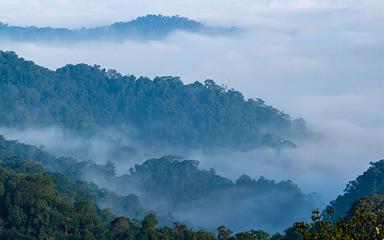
(325, 160), (384, 220)
(0, 135), (317, 232)
(0, 51), (307, 151)
(0, 157), (125, 240)
(0, 135), (147, 221)
(118, 156), (318, 232)
(1, 151), (383, 240)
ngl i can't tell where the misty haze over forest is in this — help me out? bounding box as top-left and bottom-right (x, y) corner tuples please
(0, 0), (383, 239)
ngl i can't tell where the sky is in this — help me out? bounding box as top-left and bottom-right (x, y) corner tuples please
(0, 0), (326, 27)
(0, 0), (382, 28)
(0, 0), (383, 201)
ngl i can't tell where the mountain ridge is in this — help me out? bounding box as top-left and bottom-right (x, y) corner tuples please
(0, 50), (308, 151)
(0, 134), (317, 232)
(0, 14), (240, 42)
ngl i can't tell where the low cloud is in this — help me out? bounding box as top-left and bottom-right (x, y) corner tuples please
(0, 0), (383, 205)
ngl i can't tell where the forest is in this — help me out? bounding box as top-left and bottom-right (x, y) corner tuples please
(0, 135), (316, 232)
(0, 149), (383, 239)
(0, 51), (382, 239)
(0, 51), (306, 151)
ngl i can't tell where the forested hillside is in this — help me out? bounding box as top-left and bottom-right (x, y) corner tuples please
(0, 158), (112, 239)
(283, 195), (384, 239)
(114, 156), (317, 232)
(0, 0), (381, 236)
(0, 15), (238, 42)
(0, 135), (316, 232)
(0, 135), (148, 221)
(0, 152), (384, 239)
(0, 50), (382, 238)
(0, 156), (225, 240)
(0, 51), (307, 150)
(324, 160), (384, 220)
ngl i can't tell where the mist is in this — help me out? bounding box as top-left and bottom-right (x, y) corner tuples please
(0, 125), (161, 169)
(0, 0), (383, 232)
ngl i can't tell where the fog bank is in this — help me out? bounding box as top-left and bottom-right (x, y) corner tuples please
(0, 0), (383, 203)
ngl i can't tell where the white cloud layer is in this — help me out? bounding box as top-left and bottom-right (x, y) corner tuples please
(0, 0), (383, 201)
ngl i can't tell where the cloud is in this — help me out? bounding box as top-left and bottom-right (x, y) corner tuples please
(0, 0), (383, 203)
(0, 0), (380, 27)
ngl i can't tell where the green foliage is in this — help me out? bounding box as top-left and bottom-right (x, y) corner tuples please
(217, 226), (233, 240)
(0, 136), (316, 232)
(0, 160), (108, 239)
(0, 154), (383, 240)
(325, 160), (384, 220)
(0, 135), (148, 221)
(125, 156), (311, 207)
(119, 156), (316, 231)
(0, 51), (306, 150)
(110, 217), (137, 240)
(290, 195), (384, 239)
(125, 156), (233, 204)
(235, 230), (270, 240)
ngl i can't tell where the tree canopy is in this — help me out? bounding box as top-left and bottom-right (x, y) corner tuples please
(325, 160), (384, 220)
(0, 135), (316, 232)
(0, 51), (307, 151)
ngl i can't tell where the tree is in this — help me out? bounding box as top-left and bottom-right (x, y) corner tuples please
(138, 213), (159, 240)
(217, 226), (233, 240)
(110, 217), (136, 240)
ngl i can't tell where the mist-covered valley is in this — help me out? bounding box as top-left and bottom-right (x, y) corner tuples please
(1, 3), (383, 199)
(0, 0), (383, 239)
(0, 49), (317, 232)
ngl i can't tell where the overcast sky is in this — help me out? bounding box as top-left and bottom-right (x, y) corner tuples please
(0, 0), (382, 27)
(0, 0), (383, 200)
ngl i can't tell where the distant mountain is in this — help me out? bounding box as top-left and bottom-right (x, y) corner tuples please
(0, 15), (240, 42)
(0, 51), (308, 151)
(325, 160), (384, 220)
